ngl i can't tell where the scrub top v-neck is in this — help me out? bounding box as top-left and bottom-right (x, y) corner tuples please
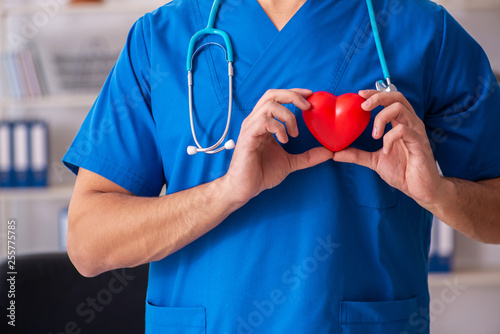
(203, 0), (373, 109)
(63, 0), (500, 333)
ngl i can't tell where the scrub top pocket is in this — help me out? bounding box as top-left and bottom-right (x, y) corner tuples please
(145, 301), (206, 334)
(340, 297), (419, 334)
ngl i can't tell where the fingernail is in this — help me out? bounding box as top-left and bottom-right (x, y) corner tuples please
(304, 100), (311, 108)
(359, 90), (369, 95)
(382, 146), (388, 155)
(372, 127), (378, 138)
(362, 99), (370, 109)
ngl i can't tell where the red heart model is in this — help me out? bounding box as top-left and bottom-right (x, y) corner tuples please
(303, 91), (370, 152)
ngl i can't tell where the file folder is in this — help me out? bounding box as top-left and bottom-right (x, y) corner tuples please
(29, 121), (49, 187)
(428, 162), (454, 272)
(59, 207), (69, 251)
(12, 121), (30, 187)
(429, 216), (454, 272)
(0, 122), (12, 187)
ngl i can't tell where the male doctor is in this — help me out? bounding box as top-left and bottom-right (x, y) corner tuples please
(64, 0), (500, 332)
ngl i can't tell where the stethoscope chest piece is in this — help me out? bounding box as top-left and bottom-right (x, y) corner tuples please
(376, 79), (398, 93)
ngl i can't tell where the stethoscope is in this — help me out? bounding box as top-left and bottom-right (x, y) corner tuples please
(186, 0), (397, 155)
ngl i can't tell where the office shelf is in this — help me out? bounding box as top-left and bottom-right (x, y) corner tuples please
(0, 184), (74, 201)
(0, 0), (166, 258)
(0, 1), (166, 111)
(428, 269), (500, 288)
(1, 1), (164, 17)
(0, 93), (97, 110)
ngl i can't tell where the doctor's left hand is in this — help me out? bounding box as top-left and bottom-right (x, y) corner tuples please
(224, 88), (333, 205)
(333, 90), (445, 207)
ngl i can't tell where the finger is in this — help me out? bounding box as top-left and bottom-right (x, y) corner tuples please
(264, 118), (289, 144)
(332, 147), (375, 170)
(240, 119), (289, 149)
(244, 102), (299, 138)
(358, 89), (381, 100)
(372, 102), (419, 139)
(289, 147), (333, 172)
(289, 88), (313, 98)
(274, 89), (312, 110)
(382, 124), (423, 155)
(254, 89), (312, 112)
(361, 91), (414, 113)
(263, 101), (299, 137)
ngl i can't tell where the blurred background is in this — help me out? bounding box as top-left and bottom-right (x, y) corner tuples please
(0, 0), (499, 333)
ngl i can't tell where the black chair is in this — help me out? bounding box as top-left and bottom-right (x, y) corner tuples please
(0, 252), (149, 334)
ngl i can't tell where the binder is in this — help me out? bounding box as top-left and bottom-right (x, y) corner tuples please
(12, 121), (30, 187)
(428, 162), (454, 272)
(20, 49), (42, 98)
(437, 218), (454, 271)
(0, 59), (10, 98)
(428, 218), (437, 270)
(30, 43), (50, 96)
(15, 51), (32, 98)
(429, 216), (454, 272)
(0, 120), (50, 188)
(0, 122), (12, 187)
(28, 121), (49, 187)
(59, 207), (69, 251)
(2, 53), (22, 99)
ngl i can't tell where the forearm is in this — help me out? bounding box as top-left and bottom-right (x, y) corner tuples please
(68, 176), (242, 277)
(423, 177), (500, 244)
(67, 89), (332, 277)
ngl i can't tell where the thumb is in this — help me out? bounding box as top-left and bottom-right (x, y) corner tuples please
(290, 147), (333, 172)
(332, 147), (374, 170)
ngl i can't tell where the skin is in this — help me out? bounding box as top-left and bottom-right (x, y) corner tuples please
(67, 1), (500, 277)
(68, 89), (332, 277)
(334, 90), (500, 244)
(257, 0), (307, 30)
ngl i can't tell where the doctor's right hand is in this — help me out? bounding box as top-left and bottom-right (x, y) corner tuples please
(223, 88), (333, 205)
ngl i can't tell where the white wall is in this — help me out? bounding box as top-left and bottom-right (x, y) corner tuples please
(430, 4), (500, 334)
(430, 284), (500, 334)
(1, 2), (156, 255)
(449, 9), (500, 73)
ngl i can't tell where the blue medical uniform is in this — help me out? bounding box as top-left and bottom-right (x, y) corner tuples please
(63, 0), (500, 332)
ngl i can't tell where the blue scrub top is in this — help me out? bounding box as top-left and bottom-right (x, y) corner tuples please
(63, 0), (500, 333)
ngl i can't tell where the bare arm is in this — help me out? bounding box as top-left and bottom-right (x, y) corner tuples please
(427, 176), (500, 244)
(334, 90), (500, 244)
(68, 168), (239, 277)
(68, 89), (332, 277)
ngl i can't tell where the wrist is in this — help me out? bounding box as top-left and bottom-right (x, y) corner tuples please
(418, 177), (455, 216)
(216, 174), (250, 213)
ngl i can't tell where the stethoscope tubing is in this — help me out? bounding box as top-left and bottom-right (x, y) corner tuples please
(188, 63), (234, 154)
(186, 0), (396, 155)
(366, 0), (392, 84)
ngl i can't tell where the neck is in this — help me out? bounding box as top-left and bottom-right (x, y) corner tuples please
(257, 0), (307, 31)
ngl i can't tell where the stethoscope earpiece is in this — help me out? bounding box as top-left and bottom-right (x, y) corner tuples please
(187, 139), (235, 155)
(187, 146), (198, 156)
(224, 139), (235, 150)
